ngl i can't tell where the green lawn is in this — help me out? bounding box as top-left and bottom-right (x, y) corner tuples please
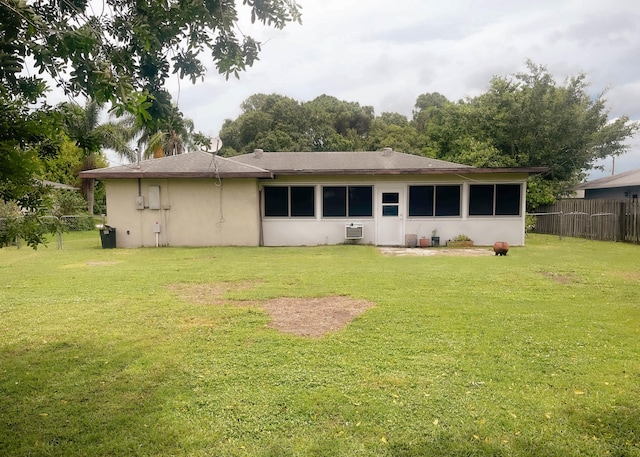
(1, 233), (639, 456)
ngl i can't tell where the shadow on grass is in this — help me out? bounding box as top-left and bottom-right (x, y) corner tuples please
(0, 337), (182, 455)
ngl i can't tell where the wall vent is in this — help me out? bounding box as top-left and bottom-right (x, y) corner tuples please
(345, 223), (364, 240)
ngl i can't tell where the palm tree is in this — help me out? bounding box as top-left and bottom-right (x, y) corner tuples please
(117, 107), (210, 159)
(61, 100), (133, 214)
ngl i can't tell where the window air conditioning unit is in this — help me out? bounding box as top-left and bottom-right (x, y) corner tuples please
(345, 223), (364, 240)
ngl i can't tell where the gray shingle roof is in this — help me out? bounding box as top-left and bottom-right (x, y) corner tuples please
(232, 150), (547, 175)
(80, 149), (546, 179)
(575, 169), (640, 190)
(79, 151), (273, 179)
(231, 149), (472, 174)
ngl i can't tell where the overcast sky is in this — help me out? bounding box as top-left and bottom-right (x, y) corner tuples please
(157, 0), (639, 179)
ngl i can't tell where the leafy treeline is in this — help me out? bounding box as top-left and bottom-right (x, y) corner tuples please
(220, 62), (638, 208)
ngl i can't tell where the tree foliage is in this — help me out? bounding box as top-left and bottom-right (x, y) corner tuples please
(59, 100), (132, 214)
(1, 0), (300, 247)
(220, 94), (390, 155)
(2, 0), (301, 106)
(420, 62), (639, 208)
(219, 63), (638, 210)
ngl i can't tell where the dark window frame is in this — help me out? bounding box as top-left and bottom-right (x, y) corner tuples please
(264, 186), (316, 218)
(322, 185), (374, 218)
(408, 185), (461, 217)
(468, 183), (522, 216)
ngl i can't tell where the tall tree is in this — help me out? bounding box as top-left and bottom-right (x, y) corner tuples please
(219, 94), (376, 155)
(220, 94), (310, 155)
(2, 0), (301, 109)
(114, 92), (211, 160)
(0, 93), (62, 248)
(421, 62), (639, 207)
(412, 92), (450, 131)
(1, 0), (300, 247)
(365, 113), (421, 154)
(60, 100), (132, 214)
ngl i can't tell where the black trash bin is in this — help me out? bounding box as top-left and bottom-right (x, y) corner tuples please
(100, 225), (116, 248)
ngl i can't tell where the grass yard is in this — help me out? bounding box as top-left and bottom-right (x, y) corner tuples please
(1, 233), (639, 456)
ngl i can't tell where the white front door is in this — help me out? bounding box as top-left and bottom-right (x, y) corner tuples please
(376, 188), (404, 246)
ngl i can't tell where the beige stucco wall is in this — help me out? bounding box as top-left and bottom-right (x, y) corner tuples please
(104, 178), (260, 247)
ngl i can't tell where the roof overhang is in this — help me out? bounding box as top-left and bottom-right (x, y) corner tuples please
(79, 170), (273, 179)
(268, 167), (548, 176)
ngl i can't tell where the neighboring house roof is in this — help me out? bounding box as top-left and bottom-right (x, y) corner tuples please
(79, 151), (273, 179)
(80, 149), (547, 179)
(231, 149), (546, 176)
(575, 169), (640, 190)
(39, 179), (79, 190)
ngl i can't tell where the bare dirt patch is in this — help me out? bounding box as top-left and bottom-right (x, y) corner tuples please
(540, 271), (580, 284)
(379, 247), (493, 257)
(167, 281), (262, 305)
(261, 296), (374, 337)
(168, 282), (374, 337)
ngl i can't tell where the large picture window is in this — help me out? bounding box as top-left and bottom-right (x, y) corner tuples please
(469, 184), (521, 216)
(264, 186), (315, 217)
(322, 186), (373, 217)
(408, 185), (461, 217)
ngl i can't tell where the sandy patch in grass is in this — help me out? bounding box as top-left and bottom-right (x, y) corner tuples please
(540, 271), (580, 284)
(261, 296), (373, 337)
(167, 282), (260, 305)
(62, 261), (121, 268)
(379, 247), (494, 257)
(613, 271), (640, 282)
(168, 282), (374, 337)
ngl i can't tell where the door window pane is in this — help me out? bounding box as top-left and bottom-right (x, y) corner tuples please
(383, 205), (399, 216)
(382, 192), (399, 204)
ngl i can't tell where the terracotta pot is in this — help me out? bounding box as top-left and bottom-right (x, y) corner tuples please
(419, 237), (430, 248)
(493, 241), (509, 256)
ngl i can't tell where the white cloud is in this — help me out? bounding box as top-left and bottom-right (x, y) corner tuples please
(159, 0), (640, 174)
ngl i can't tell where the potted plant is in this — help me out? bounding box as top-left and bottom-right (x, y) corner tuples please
(447, 234), (474, 248)
(431, 229), (440, 247)
(419, 236), (430, 247)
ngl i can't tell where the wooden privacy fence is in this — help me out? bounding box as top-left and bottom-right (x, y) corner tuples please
(531, 198), (640, 244)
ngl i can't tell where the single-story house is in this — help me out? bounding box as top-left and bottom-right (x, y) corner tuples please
(80, 148), (545, 248)
(574, 169), (640, 200)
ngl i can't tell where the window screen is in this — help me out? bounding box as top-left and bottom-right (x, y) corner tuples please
(408, 186), (434, 216)
(495, 184), (521, 215)
(322, 186), (373, 217)
(290, 187), (315, 217)
(349, 186), (373, 217)
(323, 187), (347, 217)
(468, 184), (521, 216)
(265, 186), (315, 217)
(264, 187), (288, 217)
(469, 184), (494, 216)
(435, 186), (460, 216)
